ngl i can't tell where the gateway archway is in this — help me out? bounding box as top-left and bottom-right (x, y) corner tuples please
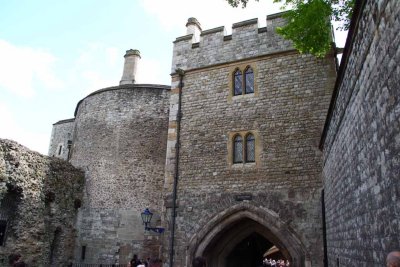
(187, 203), (308, 267)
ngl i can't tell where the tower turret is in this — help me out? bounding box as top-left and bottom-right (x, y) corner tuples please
(120, 49), (140, 85)
(186, 17), (202, 42)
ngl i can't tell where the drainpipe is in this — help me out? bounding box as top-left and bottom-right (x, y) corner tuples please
(169, 68), (185, 267)
(322, 189), (328, 267)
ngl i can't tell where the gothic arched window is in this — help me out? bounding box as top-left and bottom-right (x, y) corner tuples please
(233, 135), (243, 163)
(245, 133), (255, 162)
(234, 69), (243, 96)
(245, 67), (254, 94)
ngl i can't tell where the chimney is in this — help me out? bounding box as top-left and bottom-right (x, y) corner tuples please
(186, 17), (202, 43)
(120, 49), (141, 85)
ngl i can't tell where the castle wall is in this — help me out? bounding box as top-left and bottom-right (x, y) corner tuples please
(171, 14), (292, 73)
(70, 84), (170, 264)
(165, 14), (337, 266)
(0, 139), (84, 266)
(48, 118), (75, 159)
(321, 0), (400, 265)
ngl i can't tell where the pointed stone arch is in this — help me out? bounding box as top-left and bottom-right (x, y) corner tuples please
(186, 202), (310, 267)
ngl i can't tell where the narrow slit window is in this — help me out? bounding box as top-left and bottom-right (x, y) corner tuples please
(245, 67), (254, 94)
(234, 70), (243, 96)
(81, 245), (86, 261)
(58, 145), (62, 155)
(245, 134), (255, 162)
(233, 135), (243, 163)
(0, 220), (7, 246)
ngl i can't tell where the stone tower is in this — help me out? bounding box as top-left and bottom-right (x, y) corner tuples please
(48, 118), (74, 160)
(49, 50), (170, 264)
(162, 13), (336, 267)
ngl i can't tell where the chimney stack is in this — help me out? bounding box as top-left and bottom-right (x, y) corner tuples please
(120, 49), (141, 85)
(186, 17), (202, 43)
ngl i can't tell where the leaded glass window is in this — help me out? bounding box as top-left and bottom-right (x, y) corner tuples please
(233, 135), (243, 163)
(245, 67), (254, 94)
(246, 134), (255, 162)
(234, 70), (243, 96)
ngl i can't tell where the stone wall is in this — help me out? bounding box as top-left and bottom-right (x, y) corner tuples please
(48, 118), (75, 159)
(172, 14), (292, 73)
(321, 0), (400, 265)
(70, 84), (170, 264)
(0, 139), (84, 266)
(165, 13), (337, 266)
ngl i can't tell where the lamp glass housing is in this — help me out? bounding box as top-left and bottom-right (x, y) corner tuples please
(141, 208), (153, 226)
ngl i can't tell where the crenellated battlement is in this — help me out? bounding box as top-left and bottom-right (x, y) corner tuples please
(172, 11), (293, 72)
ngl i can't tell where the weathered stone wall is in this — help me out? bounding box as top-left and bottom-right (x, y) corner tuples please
(70, 84), (170, 264)
(165, 14), (337, 266)
(321, 0), (400, 265)
(171, 14), (292, 73)
(48, 118), (75, 159)
(0, 139), (84, 266)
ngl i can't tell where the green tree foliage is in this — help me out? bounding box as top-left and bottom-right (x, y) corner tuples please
(226, 0), (354, 57)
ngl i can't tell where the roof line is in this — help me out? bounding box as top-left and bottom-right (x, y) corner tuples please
(73, 83), (170, 117)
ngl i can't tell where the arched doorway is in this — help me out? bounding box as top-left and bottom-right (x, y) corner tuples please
(187, 203), (308, 267)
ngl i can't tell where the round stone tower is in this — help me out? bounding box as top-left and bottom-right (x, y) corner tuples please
(69, 50), (170, 265)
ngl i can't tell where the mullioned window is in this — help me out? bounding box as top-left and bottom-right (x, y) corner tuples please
(228, 64), (258, 101)
(228, 131), (259, 166)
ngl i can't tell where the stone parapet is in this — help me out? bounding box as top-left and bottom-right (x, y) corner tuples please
(172, 12), (293, 73)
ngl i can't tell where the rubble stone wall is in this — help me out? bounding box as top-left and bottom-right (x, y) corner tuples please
(0, 139), (84, 266)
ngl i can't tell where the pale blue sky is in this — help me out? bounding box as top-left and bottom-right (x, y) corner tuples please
(0, 0), (347, 154)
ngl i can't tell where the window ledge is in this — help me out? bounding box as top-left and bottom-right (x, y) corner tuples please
(232, 93), (255, 100)
(231, 162), (256, 168)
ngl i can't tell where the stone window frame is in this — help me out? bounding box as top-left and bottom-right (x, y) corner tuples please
(245, 133), (256, 162)
(233, 134), (243, 163)
(228, 130), (260, 168)
(244, 66), (255, 94)
(228, 64), (258, 101)
(233, 68), (243, 96)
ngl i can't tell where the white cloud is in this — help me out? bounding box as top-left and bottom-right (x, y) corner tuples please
(0, 102), (49, 155)
(0, 40), (63, 98)
(73, 44), (169, 94)
(70, 43), (121, 96)
(81, 70), (116, 95)
(136, 58), (166, 85)
(139, 0), (283, 34)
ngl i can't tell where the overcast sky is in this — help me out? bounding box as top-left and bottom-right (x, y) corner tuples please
(0, 0), (347, 155)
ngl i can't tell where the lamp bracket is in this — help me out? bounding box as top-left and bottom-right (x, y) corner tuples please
(145, 226), (165, 234)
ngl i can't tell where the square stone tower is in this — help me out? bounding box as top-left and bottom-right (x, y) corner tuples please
(163, 13), (337, 267)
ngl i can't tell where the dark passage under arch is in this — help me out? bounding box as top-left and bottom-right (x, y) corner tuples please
(202, 218), (291, 267)
(188, 204), (307, 267)
(226, 232), (273, 267)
